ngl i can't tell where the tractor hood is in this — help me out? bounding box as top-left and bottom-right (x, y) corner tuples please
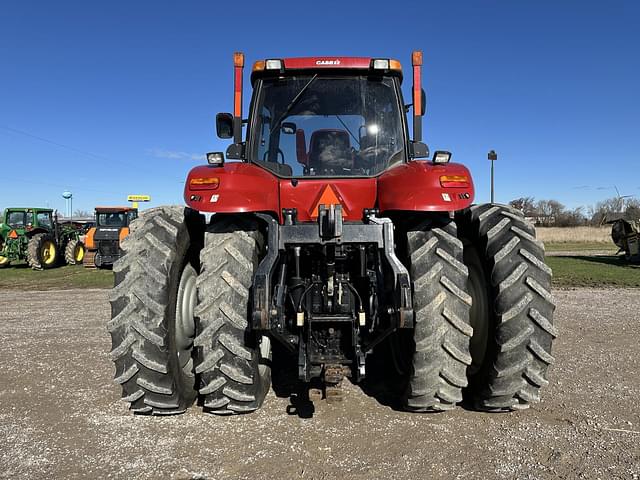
(94, 227), (121, 241)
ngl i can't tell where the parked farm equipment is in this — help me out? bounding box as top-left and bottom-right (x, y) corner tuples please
(0, 208), (85, 269)
(83, 207), (137, 268)
(607, 217), (640, 263)
(108, 51), (556, 417)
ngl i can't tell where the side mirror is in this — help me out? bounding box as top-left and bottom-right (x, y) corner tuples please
(409, 141), (429, 159)
(215, 113), (234, 139)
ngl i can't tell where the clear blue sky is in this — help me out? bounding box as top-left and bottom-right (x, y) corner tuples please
(1, 1), (639, 213)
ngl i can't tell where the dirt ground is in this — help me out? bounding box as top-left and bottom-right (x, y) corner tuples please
(1, 288), (639, 479)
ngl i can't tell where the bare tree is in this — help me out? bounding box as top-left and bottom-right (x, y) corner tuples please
(556, 206), (587, 227)
(509, 197), (537, 216)
(73, 209), (92, 218)
(535, 200), (564, 226)
(623, 198), (640, 220)
(589, 196), (633, 225)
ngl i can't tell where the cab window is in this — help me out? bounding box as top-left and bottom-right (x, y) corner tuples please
(36, 212), (52, 228)
(252, 75), (405, 177)
(7, 212), (25, 228)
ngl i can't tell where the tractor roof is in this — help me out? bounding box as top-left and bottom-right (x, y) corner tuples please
(251, 56), (403, 85)
(5, 207), (53, 213)
(95, 206), (136, 213)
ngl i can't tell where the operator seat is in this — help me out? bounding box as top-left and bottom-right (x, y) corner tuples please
(307, 129), (353, 175)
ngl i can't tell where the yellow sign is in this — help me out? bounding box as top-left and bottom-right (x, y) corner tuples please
(127, 195), (151, 202)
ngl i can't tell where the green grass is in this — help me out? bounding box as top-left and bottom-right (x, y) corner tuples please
(1, 255), (637, 291)
(545, 242), (616, 253)
(547, 255), (640, 288)
(0, 262), (113, 290)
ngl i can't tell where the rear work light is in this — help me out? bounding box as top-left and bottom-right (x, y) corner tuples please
(253, 59), (283, 72)
(265, 59), (283, 70)
(206, 152), (224, 166)
(372, 59), (389, 69)
(433, 151), (452, 164)
(190, 177), (220, 190)
(371, 59), (402, 71)
(440, 175), (470, 188)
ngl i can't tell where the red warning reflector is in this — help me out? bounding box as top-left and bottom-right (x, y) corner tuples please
(8, 230), (18, 239)
(310, 185), (348, 218)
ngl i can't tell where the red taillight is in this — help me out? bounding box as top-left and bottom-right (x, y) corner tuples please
(189, 177), (220, 190)
(440, 175), (470, 188)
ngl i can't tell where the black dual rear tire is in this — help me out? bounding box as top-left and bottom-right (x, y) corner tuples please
(395, 219), (473, 412)
(109, 206), (202, 414)
(457, 204), (557, 411)
(108, 209), (270, 415)
(195, 216), (271, 414)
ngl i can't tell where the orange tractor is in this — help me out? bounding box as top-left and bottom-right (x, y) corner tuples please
(83, 207), (137, 268)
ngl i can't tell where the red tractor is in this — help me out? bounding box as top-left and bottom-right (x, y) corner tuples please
(109, 52), (556, 415)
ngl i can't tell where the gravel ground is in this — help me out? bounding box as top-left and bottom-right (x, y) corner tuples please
(1, 288), (639, 479)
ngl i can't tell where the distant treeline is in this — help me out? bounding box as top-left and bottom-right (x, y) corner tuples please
(509, 196), (640, 227)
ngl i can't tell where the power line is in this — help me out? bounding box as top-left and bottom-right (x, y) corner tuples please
(2, 175), (121, 196)
(0, 125), (110, 161)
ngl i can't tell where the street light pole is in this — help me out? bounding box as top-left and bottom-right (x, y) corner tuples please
(488, 150), (498, 204)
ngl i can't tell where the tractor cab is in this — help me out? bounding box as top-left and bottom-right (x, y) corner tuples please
(247, 60), (408, 178)
(83, 207), (137, 268)
(3, 208), (54, 233)
(96, 208), (137, 227)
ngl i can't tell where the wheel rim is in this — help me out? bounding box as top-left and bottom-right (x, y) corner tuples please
(75, 245), (85, 262)
(0, 256), (8, 265)
(466, 247), (490, 376)
(175, 263), (197, 376)
(42, 241), (56, 265)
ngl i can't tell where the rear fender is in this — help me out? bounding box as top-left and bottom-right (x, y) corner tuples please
(118, 227), (130, 243)
(377, 161), (474, 213)
(25, 228), (49, 238)
(84, 227), (96, 249)
(184, 163), (279, 217)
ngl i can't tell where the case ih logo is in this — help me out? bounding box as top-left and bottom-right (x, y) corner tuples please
(316, 59), (341, 66)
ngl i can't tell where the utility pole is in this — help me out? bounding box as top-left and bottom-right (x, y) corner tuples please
(488, 150), (497, 203)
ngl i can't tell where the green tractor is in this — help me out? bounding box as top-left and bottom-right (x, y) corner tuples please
(0, 208), (85, 270)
